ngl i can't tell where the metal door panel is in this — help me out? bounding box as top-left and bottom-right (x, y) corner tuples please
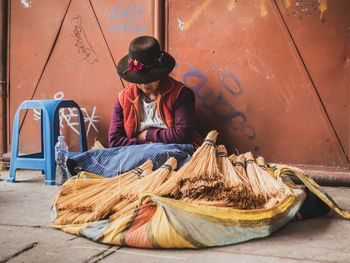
(167, 0), (347, 167)
(33, 0), (122, 151)
(9, 0), (154, 152)
(9, 0), (71, 153)
(275, 0), (350, 160)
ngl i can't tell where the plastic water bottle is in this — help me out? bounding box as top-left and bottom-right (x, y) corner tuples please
(55, 136), (69, 186)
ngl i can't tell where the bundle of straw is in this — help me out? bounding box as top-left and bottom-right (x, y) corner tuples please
(229, 153), (270, 209)
(109, 157), (177, 219)
(241, 152), (268, 202)
(54, 160), (153, 225)
(70, 168), (155, 224)
(217, 145), (245, 190)
(244, 152), (291, 207)
(217, 145), (256, 209)
(229, 153), (252, 194)
(154, 130), (226, 203)
(255, 155), (292, 196)
(54, 131), (294, 225)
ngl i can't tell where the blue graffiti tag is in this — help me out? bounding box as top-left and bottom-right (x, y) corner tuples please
(108, 4), (145, 18)
(220, 72), (242, 96)
(108, 4), (148, 33)
(109, 21), (148, 33)
(213, 92), (246, 122)
(183, 63), (210, 99)
(182, 62), (255, 140)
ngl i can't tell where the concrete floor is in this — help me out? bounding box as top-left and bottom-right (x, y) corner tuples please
(0, 170), (349, 263)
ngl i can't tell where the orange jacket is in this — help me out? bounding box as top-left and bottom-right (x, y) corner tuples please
(118, 76), (185, 137)
(118, 76), (203, 146)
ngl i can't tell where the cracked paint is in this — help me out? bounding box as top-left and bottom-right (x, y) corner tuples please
(177, 18), (184, 31)
(21, 0), (33, 8)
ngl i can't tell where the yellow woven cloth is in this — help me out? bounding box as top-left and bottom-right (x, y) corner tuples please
(274, 165), (350, 220)
(51, 165), (349, 248)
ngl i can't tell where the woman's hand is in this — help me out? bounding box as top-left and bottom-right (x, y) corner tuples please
(137, 130), (148, 141)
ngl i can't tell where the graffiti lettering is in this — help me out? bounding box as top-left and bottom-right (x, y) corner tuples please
(81, 106), (99, 135)
(182, 63), (255, 140)
(71, 16), (98, 64)
(108, 4), (145, 18)
(220, 72), (242, 96)
(183, 63), (210, 99)
(59, 107), (81, 135)
(108, 3), (148, 33)
(109, 21), (148, 33)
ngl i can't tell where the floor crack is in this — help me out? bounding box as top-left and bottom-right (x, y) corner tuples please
(82, 245), (116, 263)
(0, 223), (52, 229)
(0, 242), (38, 262)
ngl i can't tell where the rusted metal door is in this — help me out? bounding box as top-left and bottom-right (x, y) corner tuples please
(8, 0), (154, 153)
(166, 0), (349, 173)
(7, 0), (350, 176)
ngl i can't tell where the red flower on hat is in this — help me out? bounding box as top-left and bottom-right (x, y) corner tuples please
(128, 59), (144, 72)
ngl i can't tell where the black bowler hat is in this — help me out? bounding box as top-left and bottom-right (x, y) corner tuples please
(117, 36), (176, 84)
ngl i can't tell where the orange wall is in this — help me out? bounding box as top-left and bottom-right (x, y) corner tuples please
(7, 0), (350, 170)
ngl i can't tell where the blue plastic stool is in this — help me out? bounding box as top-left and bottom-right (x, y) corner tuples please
(7, 100), (88, 185)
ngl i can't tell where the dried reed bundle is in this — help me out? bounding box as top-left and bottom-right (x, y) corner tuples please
(69, 168), (155, 224)
(90, 139), (105, 150)
(55, 131), (295, 226)
(57, 160), (153, 212)
(244, 152), (291, 205)
(55, 169), (153, 225)
(228, 154), (265, 208)
(124, 157), (176, 198)
(229, 154), (247, 180)
(228, 154), (237, 162)
(243, 152), (268, 202)
(256, 156), (268, 170)
(255, 156), (292, 197)
(229, 154), (251, 190)
(155, 130), (225, 202)
(109, 157), (177, 219)
(106, 169), (154, 217)
(217, 145), (246, 190)
(217, 145), (258, 209)
(54, 160), (153, 225)
(70, 178), (106, 192)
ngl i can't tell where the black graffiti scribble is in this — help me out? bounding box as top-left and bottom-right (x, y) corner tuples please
(71, 15), (98, 64)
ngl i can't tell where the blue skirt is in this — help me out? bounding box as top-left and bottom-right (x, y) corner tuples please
(71, 143), (195, 178)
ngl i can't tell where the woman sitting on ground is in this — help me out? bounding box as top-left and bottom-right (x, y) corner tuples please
(67, 36), (202, 177)
(109, 35), (202, 147)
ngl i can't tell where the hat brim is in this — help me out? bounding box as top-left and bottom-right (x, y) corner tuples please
(117, 52), (176, 84)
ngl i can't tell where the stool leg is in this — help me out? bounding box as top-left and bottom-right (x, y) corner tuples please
(7, 145), (17, 182)
(7, 166), (16, 183)
(77, 107), (87, 152)
(7, 109), (21, 183)
(43, 109), (56, 185)
(44, 163), (56, 185)
(44, 150), (56, 185)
